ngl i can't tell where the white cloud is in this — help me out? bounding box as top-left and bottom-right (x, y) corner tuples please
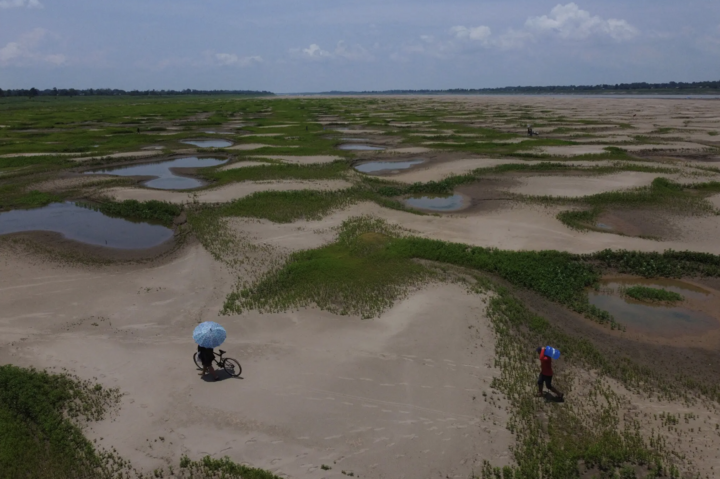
(525, 3), (638, 41)
(301, 43), (331, 60)
(0, 28), (65, 66)
(214, 52), (263, 67)
(450, 25), (492, 43)
(0, 0), (42, 9)
(292, 42), (373, 62)
(441, 3), (638, 54)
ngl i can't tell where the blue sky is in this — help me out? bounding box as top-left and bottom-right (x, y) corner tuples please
(1, 0), (719, 92)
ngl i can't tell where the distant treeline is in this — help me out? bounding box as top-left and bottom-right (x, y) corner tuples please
(323, 80), (720, 95)
(0, 88), (274, 98)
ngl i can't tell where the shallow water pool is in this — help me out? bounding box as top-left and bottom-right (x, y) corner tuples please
(588, 279), (717, 335)
(181, 139), (233, 148)
(0, 202), (174, 249)
(404, 194), (467, 212)
(355, 160), (424, 173)
(85, 156), (227, 190)
(337, 143), (385, 151)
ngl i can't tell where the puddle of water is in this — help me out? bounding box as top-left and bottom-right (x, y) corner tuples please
(0, 202), (173, 249)
(596, 222), (612, 230)
(404, 194), (467, 212)
(588, 279), (717, 335)
(355, 159), (424, 173)
(180, 139), (233, 148)
(85, 156), (227, 190)
(340, 137), (371, 142)
(338, 143), (385, 151)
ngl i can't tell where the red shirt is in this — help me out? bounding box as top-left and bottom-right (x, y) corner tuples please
(540, 350), (553, 376)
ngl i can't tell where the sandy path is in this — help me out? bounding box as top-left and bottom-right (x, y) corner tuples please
(102, 180), (352, 204)
(0, 246), (511, 478)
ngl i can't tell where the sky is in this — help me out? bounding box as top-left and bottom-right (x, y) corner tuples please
(1, 0), (719, 92)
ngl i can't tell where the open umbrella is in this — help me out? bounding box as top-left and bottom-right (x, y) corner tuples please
(543, 346), (561, 360)
(193, 321), (227, 348)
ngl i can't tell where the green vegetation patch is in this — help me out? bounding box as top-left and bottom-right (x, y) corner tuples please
(0, 189), (62, 211)
(221, 189), (360, 223)
(178, 455), (281, 479)
(224, 216), (428, 318)
(83, 199), (182, 226)
(554, 178), (720, 231)
(480, 285), (677, 478)
(623, 285), (684, 303)
(0, 365), (120, 479)
(207, 160), (349, 184)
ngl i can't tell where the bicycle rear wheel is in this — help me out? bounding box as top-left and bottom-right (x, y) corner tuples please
(222, 358), (242, 377)
(193, 352), (202, 369)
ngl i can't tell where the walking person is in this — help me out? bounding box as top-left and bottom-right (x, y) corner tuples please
(536, 346), (563, 399)
(198, 345), (220, 380)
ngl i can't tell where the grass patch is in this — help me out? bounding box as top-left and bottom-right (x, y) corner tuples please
(553, 178), (720, 231)
(178, 455), (281, 479)
(206, 160), (349, 184)
(0, 365), (121, 479)
(480, 285), (678, 478)
(623, 285), (684, 303)
(0, 189), (62, 211)
(84, 199), (182, 226)
(223, 216), (428, 318)
(220, 189), (360, 223)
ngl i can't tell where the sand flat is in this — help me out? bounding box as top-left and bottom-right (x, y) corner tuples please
(248, 155), (343, 164)
(226, 143), (284, 151)
(71, 150), (165, 162)
(507, 172), (662, 197)
(218, 161), (271, 171)
(0, 245), (512, 478)
(103, 179), (352, 203)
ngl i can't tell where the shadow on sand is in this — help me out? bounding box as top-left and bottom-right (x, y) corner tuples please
(197, 368), (243, 382)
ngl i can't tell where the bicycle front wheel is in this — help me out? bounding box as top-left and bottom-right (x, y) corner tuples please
(222, 358), (242, 377)
(193, 352), (202, 369)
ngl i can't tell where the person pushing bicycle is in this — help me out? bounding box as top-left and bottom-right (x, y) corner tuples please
(197, 345), (220, 381)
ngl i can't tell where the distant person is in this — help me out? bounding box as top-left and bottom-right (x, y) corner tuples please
(198, 345), (219, 380)
(527, 125), (533, 136)
(536, 347), (563, 399)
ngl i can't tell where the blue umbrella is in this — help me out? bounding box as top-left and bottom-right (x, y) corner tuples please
(193, 321), (227, 348)
(544, 346), (561, 360)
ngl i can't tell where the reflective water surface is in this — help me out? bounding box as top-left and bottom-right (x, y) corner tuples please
(588, 279), (717, 335)
(404, 194), (467, 211)
(355, 160), (424, 173)
(181, 139), (233, 148)
(0, 202), (174, 249)
(85, 156), (227, 189)
(337, 144), (385, 151)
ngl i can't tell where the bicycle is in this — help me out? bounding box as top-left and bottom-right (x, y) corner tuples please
(193, 349), (242, 377)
